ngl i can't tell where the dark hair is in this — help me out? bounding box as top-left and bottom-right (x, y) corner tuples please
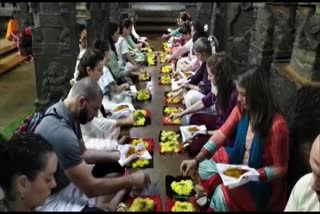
(179, 22), (191, 35)
(77, 23), (86, 36)
(207, 52), (236, 115)
(107, 22), (119, 60)
(180, 12), (192, 22)
(236, 65), (279, 137)
(0, 133), (54, 200)
(92, 39), (110, 53)
(192, 20), (208, 42)
(119, 18), (133, 35)
(76, 49), (104, 81)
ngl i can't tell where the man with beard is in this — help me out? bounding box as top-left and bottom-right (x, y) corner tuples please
(35, 77), (150, 211)
(285, 134), (320, 211)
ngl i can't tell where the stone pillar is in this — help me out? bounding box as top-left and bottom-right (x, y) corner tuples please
(31, 3), (78, 111)
(271, 4), (296, 63)
(196, 2), (213, 27)
(290, 3), (320, 81)
(213, 3), (228, 51)
(225, 3), (255, 65)
(86, 2), (110, 47)
(248, 3), (274, 71)
(110, 2), (121, 23)
(17, 3), (33, 30)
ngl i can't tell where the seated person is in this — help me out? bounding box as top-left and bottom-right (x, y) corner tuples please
(173, 37), (213, 108)
(285, 134), (320, 211)
(170, 53), (238, 156)
(16, 25), (32, 59)
(180, 65), (289, 211)
(0, 133), (58, 211)
(5, 11), (19, 41)
(129, 12), (148, 44)
(116, 19), (141, 79)
(35, 78), (150, 211)
(75, 49), (134, 151)
(162, 11), (191, 39)
(119, 18), (145, 65)
(93, 39), (132, 105)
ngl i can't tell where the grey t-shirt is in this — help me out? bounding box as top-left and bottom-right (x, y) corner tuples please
(35, 100), (83, 194)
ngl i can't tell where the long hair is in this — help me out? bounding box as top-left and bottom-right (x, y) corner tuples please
(207, 52), (236, 115)
(236, 65), (279, 137)
(119, 18), (133, 35)
(192, 20), (208, 43)
(76, 49), (104, 81)
(179, 22), (191, 35)
(107, 22), (119, 60)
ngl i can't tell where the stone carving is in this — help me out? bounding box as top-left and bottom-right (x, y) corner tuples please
(299, 10), (320, 50)
(272, 6), (296, 62)
(41, 62), (70, 103)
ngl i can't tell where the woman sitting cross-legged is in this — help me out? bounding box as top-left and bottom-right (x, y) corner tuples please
(180, 65), (290, 211)
(0, 133), (58, 212)
(169, 52), (238, 157)
(75, 48), (134, 152)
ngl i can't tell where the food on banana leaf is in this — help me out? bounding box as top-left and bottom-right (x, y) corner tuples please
(132, 159), (150, 168)
(164, 117), (181, 124)
(164, 106), (184, 116)
(166, 92), (182, 104)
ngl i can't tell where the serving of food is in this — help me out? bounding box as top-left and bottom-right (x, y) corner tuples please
(129, 197), (155, 212)
(133, 110), (150, 126)
(147, 53), (156, 66)
(136, 89), (151, 101)
(163, 117), (181, 125)
(187, 126), (199, 135)
(160, 51), (167, 64)
(161, 65), (172, 74)
(159, 131), (182, 154)
(171, 201), (195, 212)
(171, 180), (194, 196)
(160, 74), (171, 85)
(165, 91), (183, 104)
(160, 131), (180, 142)
(223, 167), (249, 179)
(114, 104), (130, 112)
(163, 106), (184, 116)
(139, 71), (151, 81)
(125, 146), (144, 158)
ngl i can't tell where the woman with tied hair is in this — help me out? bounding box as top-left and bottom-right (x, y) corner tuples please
(167, 20), (209, 73)
(180, 65), (289, 211)
(75, 48), (134, 152)
(162, 11), (192, 39)
(116, 18), (144, 72)
(107, 21), (138, 84)
(0, 133), (58, 211)
(170, 52), (238, 156)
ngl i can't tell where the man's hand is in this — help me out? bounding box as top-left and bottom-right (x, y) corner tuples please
(168, 112), (183, 121)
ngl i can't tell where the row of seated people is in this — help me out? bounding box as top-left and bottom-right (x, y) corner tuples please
(0, 11), (318, 212)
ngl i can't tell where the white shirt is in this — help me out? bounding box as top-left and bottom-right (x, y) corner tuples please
(115, 36), (129, 69)
(285, 173), (320, 211)
(98, 66), (115, 94)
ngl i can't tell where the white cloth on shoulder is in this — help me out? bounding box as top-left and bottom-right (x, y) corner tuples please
(35, 182), (96, 212)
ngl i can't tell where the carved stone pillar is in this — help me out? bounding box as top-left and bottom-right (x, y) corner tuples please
(196, 2), (213, 27)
(110, 2), (121, 23)
(86, 2), (110, 46)
(290, 3), (320, 81)
(248, 3), (274, 71)
(225, 3), (255, 65)
(271, 4), (296, 63)
(17, 3), (33, 30)
(213, 3), (228, 51)
(32, 3), (78, 111)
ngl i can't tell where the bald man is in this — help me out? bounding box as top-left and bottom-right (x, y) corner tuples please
(35, 77), (150, 211)
(285, 134), (320, 211)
